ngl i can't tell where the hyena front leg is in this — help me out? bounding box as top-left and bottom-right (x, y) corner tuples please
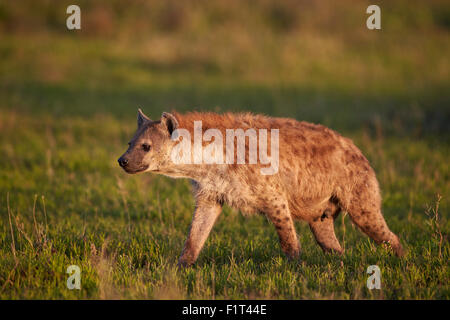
(178, 199), (222, 267)
(309, 203), (343, 254)
(265, 200), (301, 259)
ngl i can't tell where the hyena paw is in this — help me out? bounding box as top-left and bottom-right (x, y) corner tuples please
(283, 246), (301, 261)
(177, 257), (195, 268)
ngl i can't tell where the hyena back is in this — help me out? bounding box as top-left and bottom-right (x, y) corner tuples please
(118, 109), (404, 266)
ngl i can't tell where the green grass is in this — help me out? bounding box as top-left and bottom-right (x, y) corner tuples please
(0, 0), (449, 299)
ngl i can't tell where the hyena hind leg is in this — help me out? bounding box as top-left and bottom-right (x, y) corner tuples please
(347, 201), (404, 257)
(309, 203), (343, 254)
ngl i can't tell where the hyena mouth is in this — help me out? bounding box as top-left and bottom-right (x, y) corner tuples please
(122, 165), (149, 174)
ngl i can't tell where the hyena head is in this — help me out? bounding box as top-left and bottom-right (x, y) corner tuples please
(118, 109), (179, 174)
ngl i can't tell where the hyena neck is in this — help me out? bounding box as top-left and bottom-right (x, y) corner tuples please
(156, 163), (214, 181)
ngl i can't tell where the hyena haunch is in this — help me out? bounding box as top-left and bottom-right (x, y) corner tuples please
(118, 109), (404, 267)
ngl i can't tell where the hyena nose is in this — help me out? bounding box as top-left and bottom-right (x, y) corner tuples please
(118, 157), (128, 167)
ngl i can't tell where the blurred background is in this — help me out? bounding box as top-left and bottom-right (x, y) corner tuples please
(0, 0), (449, 132)
(0, 0), (448, 299)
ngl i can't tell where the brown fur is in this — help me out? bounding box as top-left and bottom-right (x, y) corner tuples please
(118, 110), (404, 267)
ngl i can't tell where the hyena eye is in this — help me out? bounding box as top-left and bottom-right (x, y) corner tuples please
(142, 144), (151, 152)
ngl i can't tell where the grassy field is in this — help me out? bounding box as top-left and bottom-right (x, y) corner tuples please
(0, 0), (449, 299)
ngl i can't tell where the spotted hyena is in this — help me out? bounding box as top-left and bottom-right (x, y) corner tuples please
(118, 109), (404, 267)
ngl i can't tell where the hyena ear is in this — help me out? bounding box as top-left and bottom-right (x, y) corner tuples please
(161, 112), (179, 136)
(137, 108), (151, 128)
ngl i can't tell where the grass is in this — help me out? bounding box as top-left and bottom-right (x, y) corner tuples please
(0, 0), (449, 299)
